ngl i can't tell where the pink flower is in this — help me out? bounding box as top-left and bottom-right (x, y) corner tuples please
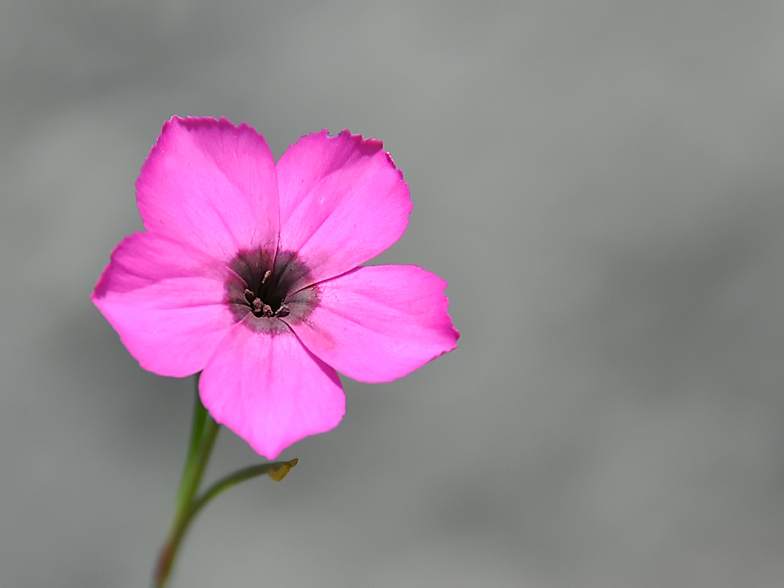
(92, 117), (459, 459)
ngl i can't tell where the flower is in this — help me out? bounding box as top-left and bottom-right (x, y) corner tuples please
(92, 117), (459, 459)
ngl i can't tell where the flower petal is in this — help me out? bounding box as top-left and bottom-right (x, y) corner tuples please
(91, 232), (234, 377)
(199, 325), (345, 459)
(137, 116), (279, 260)
(275, 130), (412, 288)
(287, 265), (459, 383)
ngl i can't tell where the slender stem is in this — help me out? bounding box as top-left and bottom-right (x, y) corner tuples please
(194, 459), (298, 517)
(183, 416), (220, 516)
(152, 375), (299, 588)
(158, 458), (299, 585)
(154, 374), (220, 588)
(173, 377), (209, 523)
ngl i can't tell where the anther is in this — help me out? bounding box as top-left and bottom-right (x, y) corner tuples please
(225, 248), (319, 331)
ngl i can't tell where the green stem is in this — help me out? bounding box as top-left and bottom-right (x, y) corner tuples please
(151, 375), (299, 588)
(157, 458), (298, 586)
(193, 459), (298, 517)
(173, 377), (209, 523)
(154, 374), (220, 588)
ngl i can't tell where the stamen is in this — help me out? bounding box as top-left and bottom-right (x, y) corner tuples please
(225, 248), (319, 332)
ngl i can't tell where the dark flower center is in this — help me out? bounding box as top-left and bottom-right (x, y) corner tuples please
(225, 248), (319, 334)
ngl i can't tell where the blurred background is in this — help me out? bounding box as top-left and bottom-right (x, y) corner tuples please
(2, 1), (784, 586)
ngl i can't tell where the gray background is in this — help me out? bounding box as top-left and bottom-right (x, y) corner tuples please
(2, 1), (783, 587)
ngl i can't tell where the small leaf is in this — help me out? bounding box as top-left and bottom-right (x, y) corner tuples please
(267, 458), (299, 481)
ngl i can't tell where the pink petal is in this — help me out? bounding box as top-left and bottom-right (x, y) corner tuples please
(137, 117), (279, 260)
(275, 130), (412, 289)
(287, 265), (459, 383)
(92, 232), (234, 377)
(199, 325), (345, 459)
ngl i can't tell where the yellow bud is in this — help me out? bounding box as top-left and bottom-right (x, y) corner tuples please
(267, 458), (299, 481)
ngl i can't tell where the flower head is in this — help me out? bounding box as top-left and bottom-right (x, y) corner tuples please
(93, 117), (459, 459)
